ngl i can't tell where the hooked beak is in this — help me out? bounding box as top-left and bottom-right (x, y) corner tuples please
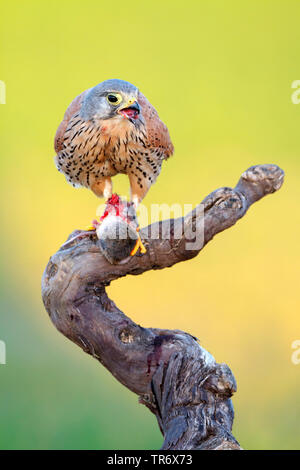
(118, 99), (140, 120)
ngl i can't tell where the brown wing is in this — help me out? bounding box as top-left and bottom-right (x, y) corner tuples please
(54, 89), (89, 153)
(138, 91), (174, 159)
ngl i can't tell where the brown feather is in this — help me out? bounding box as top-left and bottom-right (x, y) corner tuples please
(54, 90), (89, 153)
(138, 91), (174, 158)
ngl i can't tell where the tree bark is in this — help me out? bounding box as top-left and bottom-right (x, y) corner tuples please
(41, 164), (284, 450)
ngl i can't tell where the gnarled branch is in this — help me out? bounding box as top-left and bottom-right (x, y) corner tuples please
(41, 164), (284, 450)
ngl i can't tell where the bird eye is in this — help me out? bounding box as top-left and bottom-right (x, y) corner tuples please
(107, 93), (122, 106)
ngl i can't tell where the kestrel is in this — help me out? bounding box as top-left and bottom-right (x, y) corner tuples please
(54, 79), (174, 207)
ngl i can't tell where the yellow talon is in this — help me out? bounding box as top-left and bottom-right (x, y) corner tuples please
(130, 234), (147, 256)
(85, 224), (96, 231)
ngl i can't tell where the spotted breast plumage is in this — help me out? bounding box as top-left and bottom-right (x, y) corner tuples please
(54, 79), (174, 206)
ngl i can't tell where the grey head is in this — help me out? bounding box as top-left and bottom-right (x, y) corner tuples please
(80, 79), (142, 124)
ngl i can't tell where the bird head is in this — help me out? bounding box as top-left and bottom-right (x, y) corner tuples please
(80, 79), (142, 125)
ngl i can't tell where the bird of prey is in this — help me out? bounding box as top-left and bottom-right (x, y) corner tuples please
(54, 79), (174, 207)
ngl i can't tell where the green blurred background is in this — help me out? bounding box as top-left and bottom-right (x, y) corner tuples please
(0, 0), (299, 450)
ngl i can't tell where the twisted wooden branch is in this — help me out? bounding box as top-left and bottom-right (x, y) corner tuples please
(41, 164), (284, 450)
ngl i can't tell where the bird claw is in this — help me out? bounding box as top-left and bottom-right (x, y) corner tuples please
(84, 219), (100, 231)
(130, 230), (147, 256)
(85, 225), (96, 231)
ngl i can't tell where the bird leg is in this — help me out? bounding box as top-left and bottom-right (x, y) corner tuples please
(129, 172), (150, 209)
(126, 174), (149, 254)
(82, 177), (114, 231)
(91, 177), (113, 199)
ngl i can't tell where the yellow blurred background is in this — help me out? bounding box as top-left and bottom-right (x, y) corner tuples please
(0, 0), (299, 449)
